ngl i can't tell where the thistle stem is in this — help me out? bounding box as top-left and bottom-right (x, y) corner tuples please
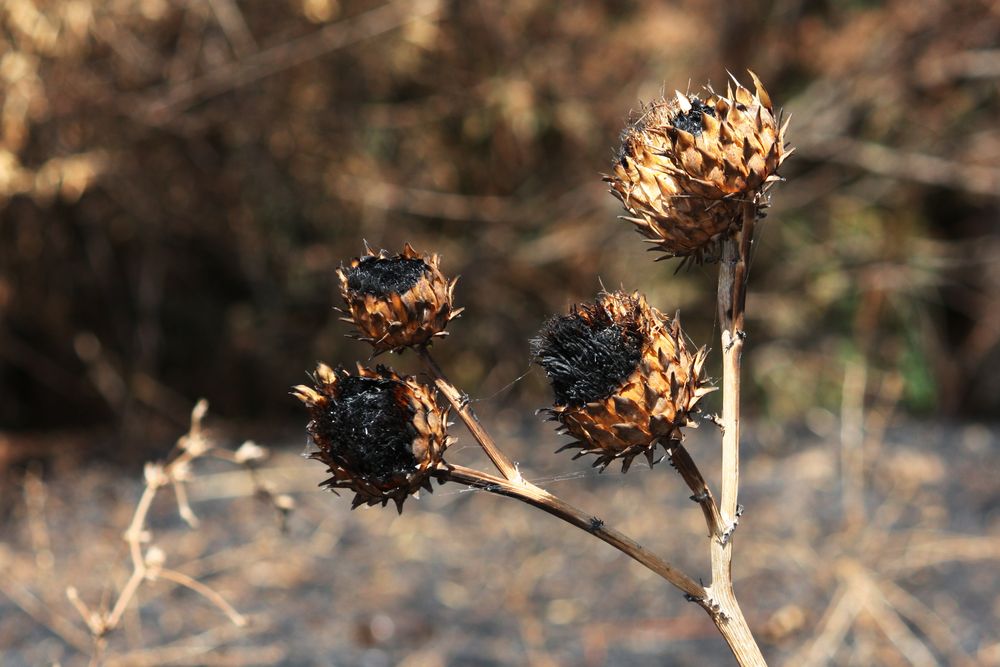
(416, 346), (521, 481)
(435, 463), (708, 602)
(706, 201), (767, 666)
(663, 439), (724, 538)
(420, 348), (715, 622)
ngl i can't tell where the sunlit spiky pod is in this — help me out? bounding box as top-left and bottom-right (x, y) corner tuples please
(533, 291), (714, 472)
(292, 363), (453, 512)
(337, 243), (462, 354)
(606, 71), (791, 261)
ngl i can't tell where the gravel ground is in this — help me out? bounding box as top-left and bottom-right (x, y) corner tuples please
(1, 415), (998, 666)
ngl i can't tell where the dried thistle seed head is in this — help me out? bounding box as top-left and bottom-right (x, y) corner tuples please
(292, 363), (452, 512)
(337, 243), (462, 354)
(605, 71), (791, 262)
(532, 291), (715, 472)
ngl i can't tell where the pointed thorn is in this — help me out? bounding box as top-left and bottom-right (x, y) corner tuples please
(674, 90), (692, 113)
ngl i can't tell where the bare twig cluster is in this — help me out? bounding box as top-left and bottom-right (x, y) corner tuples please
(63, 400), (292, 665)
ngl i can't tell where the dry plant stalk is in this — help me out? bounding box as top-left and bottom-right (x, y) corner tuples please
(296, 72), (789, 666)
(65, 400), (292, 665)
(703, 202), (764, 665)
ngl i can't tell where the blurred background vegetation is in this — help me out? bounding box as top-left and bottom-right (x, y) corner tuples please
(1, 0), (998, 466)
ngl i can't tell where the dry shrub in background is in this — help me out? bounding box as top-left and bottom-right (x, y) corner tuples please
(0, 0), (998, 467)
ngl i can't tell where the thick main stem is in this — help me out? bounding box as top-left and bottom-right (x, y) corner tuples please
(706, 201), (767, 667)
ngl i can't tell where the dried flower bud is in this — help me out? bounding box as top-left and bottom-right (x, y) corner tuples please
(533, 291), (714, 471)
(606, 71), (790, 261)
(337, 243), (462, 354)
(293, 363), (453, 512)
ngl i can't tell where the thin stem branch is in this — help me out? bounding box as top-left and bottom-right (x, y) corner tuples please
(706, 201), (767, 667)
(435, 464), (708, 602)
(156, 569), (247, 627)
(64, 401), (255, 657)
(663, 440), (723, 538)
(416, 346), (521, 481)
(104, 569), (145, 632)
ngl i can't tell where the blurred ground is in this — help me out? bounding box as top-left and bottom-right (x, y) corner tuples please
(1, 407), (998, 666)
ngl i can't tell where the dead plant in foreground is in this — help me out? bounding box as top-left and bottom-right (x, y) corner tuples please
(295, 72), (790, 666)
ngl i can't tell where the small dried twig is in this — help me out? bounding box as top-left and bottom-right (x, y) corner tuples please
(156, 569), (246, 627)
(0, 572), (93, 653)
(883, 533), (1000, 573)
(206, 0), (258, 59)
(23, 465), (55, 571)
(876, 578), (977, 667)
(103, 621), (279, 667)
(917, 48), (1000, 84)
(64, 400), (267, 661)
(212, 440), (297, 529)
(840, 359), (868, 530)
(788, 583), (865, 667)
(863, 585), (939, 666)
(140, 0), (440, 122)
(803, 136), (1000, 197)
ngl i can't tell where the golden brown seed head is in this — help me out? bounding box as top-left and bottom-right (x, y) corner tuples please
(337, 243), (462, 354)
(292, 363), (452, 512)
(532, 291), (715, 472)
(605, 71), (790, 261)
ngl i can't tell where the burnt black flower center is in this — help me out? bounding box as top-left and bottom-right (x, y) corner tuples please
(671, 99), (716, 136)
(315, 376), (418, 479)
(346, 257), (429, 296)
(532, 308), (644, 407)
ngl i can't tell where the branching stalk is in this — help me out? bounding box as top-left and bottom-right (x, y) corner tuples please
(420, 350), (709, 603)
(434, 464), (708, 602)
(705, 201), (767, 666)
(65, 401), (260, 661)
(416, 346), (521, 482)
(420, 234), (768, 663)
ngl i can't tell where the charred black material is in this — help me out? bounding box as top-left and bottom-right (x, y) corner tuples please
(671, 99), (716, 136)
(345, 257), (429, 296)
(313, 375), (418, 479)
(532, 311), (643, 407)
